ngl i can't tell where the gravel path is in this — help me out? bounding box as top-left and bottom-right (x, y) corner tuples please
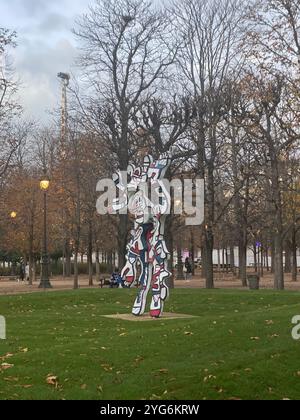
(0, 272), (300, 296)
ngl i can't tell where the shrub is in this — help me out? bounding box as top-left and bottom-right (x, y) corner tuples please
(0, 267), (11, 276)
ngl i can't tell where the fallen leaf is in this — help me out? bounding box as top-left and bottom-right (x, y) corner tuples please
(46, 375), (59, 388)
(101, 364), (114, 372)
(1, 363), (14, 370)
(159, 369), (169, 375)
(0, 353), (14, 361)
(151, 394), (162, 400)
(204, 375), (216, 382)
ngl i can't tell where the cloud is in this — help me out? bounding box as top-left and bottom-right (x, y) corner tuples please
(11, 0), (61, 17)
(15, 38), (77, 122)
(21, 13), (72, 39)
(38, 13), (71, 34)
(2, 0), (91, 122)
(17, 38), (76, 76)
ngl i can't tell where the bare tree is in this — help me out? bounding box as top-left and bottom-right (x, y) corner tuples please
(247, 0), (300, 78)
(0, 28), (22, 180)
(172, 0), (247, 288)
(73, 0), (178, 268)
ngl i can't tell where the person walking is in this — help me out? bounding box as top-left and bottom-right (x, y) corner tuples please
(25, 264), (30, 283)
(19, 264), (25, 283)
(184, 257), (193, 281)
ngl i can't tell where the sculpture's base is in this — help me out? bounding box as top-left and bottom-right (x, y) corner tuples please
(102, 313), (197, 322)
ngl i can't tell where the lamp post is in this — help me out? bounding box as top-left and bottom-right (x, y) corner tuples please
(39, 175), (52, 289)
(9, 211), (18, 275)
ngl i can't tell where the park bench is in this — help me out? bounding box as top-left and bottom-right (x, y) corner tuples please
(98, 277), (111, 288)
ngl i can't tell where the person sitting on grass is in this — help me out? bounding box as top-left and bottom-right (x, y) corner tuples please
(110, 268), (124, 288)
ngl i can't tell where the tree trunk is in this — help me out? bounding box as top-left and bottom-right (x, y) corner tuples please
(225, 248), (229, 273)
(238, 237), (247, 287)
(253, 244), (258, 273)
(65, 239), (72, 277)
(88, 219), (93, 286)
(284, 240), (292, 273)
(176, 246), (184, 280)
(201, 243), (207, 278)
(165, 215), (174, 289)
(96, 248), (101, 284)
(291, 225), (297, 282)
(74, 251), (79, 289)
(266, 247), (270, 272)
(191, 230), (195, 276)
(260, 246), (264, 277)
(217, 246), (221, 273)
(271, 240), (275, 274)
(28, 249), (33, 286)
(118, 214), (128, 271)
(205, 228), (214, 289)
(33, 259), (37, 282)
(107, 252), (113, 274)
(230, 246), (235, 275)
(274, 232), (284, 290)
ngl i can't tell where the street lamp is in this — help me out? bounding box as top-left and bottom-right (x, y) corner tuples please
(9, 211), (18, 276)
(39, 174), (52, 289)
(10, 211), (17, 219)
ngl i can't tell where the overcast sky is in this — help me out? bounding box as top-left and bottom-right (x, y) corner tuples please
(2, 0), (92, 123)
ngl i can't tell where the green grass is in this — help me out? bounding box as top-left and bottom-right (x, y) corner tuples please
(0, 288), (300, 400)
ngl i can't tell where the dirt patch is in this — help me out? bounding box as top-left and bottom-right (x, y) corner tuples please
(102, 312), (198, 321)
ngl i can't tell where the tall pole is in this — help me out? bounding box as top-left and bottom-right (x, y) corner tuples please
(39, 179), (52, 289)
(57, 73), (71, 277)
(60, 76), (69, 155)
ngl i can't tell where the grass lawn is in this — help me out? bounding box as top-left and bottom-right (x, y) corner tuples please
(0, 288), (300, 400)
